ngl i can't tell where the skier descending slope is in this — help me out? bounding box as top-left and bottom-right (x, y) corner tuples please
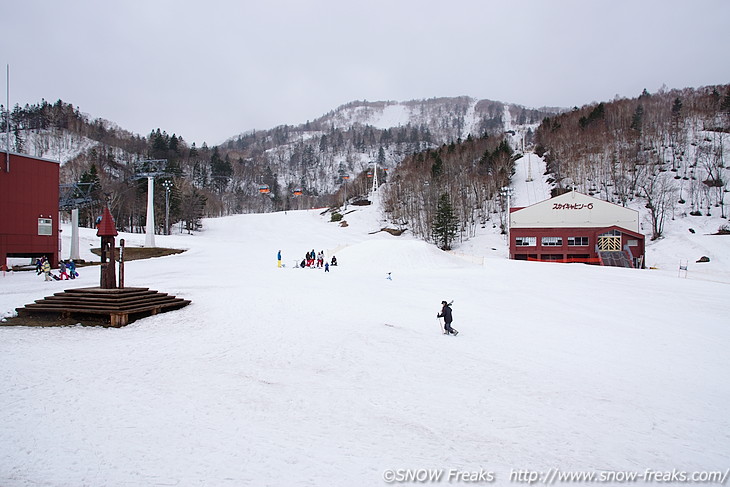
(437, 300), (458, 336)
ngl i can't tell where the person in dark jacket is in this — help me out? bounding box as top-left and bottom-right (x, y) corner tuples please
(437, 300), (458, 335)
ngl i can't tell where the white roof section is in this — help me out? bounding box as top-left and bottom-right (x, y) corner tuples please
(510, 190), (640, 233)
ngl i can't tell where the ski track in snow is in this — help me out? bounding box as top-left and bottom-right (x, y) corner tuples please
(1, 192), (729, 486)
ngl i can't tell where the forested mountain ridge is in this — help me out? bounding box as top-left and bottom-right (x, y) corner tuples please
(379, 84), (730, 247)
(2, 85), (728, 248)
(0, 97), (558, 233)
(535, 84), (730, 240)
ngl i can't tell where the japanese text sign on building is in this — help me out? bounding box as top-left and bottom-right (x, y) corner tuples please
(552, 202), (594, 210)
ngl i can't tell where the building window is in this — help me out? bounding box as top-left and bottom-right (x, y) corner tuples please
(541, 236), (563, 246)
(38, 218), (52, 236)
(515, 236), (536, 246)
(568, 236), (589, 246)
(598, 230), (622, 251)
(541, 254), (564, 261)
(514, 254), (537, 261)
(627, 239), (638, 247)
(515, 237), (537, 247)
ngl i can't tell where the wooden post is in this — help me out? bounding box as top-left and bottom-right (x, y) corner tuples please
(119, 239), (125, 289)
(100, 236), (117, 289)
(97, 207), (119, 289)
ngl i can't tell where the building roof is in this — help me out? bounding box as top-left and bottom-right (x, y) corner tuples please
(3, 150), (61, 165)
(96, 207), (118, 237)
(510, 190), (640, 233)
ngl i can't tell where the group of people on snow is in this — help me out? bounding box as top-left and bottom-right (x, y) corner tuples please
(295, 249), (337, 272)
(303, 249), (325, 268)
(35, 256), (79, 282)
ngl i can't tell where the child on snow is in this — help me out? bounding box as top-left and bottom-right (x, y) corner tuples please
(67, 260), (78, 279)
(42, 258), (52, 281)
(58, 261), (69, 280)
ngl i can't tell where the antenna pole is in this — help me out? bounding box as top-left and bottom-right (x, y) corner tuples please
(5, 64), (9, 172)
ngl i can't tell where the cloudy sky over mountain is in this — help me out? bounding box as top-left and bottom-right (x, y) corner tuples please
(3, 0), (729, 146)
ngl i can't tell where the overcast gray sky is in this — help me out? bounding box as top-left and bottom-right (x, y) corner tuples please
(3, 0), (729, 146)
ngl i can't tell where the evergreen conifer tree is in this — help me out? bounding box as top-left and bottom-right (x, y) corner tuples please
(630, 105), (644, 133)
(377, 146), (386, 165)
(431, 152), (444, 178)
(432, 192), (458, 250)
(210, 147), (232, 192)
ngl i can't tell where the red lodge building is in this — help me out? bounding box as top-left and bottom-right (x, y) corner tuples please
(0, 152), (60, 269)
(509, 191), (645, 268)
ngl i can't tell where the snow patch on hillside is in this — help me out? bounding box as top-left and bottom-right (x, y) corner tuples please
(369, 104), (411, 129)
(1, 129), (97, 164)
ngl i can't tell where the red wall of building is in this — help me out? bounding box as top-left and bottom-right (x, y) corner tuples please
(510, 226), (645, 267)
(0, 153), (60, 268)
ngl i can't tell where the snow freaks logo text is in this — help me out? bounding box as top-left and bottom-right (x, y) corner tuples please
(381, 467), (730, 484)
(382, 468), (496, 483)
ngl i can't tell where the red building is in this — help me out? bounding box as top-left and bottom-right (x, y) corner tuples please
(509, 191), (645, 268)
(0, 152), (60, 269)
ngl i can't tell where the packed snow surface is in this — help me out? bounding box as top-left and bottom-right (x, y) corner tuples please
(1, 193), (729, 486)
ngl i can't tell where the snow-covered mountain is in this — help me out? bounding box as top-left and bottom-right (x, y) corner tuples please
(1, 96), (561, 207)
(309, 97), (554, 141)
(218, 97), (561, 198)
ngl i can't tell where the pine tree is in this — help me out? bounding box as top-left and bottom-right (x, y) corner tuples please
(210, 147), (232, 193)
(431, 151), (444, 178)
(432, 192), (458, 250)
(79, 163), (103, 196)
(630, 104), (644, 133)
(671, 98), (683, 119)
(150, 129), (168, 160)
(77, 164), (104, 227)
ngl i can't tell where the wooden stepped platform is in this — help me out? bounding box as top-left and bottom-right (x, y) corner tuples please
(11, 287), (191, 327)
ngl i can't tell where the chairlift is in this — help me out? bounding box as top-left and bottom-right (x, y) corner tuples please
(259, 184), (270, 194)
(292, 187), (303, 196)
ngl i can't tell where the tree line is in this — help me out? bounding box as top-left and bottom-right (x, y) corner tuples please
(381, 134), (516, 249)
(0, 96), (565, 242)
(535, 84), (730, 239)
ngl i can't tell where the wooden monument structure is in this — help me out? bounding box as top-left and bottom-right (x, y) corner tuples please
(11, 207), (190, 327)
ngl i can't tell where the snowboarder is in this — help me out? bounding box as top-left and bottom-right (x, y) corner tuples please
(277, 250), (282, 268)
(437, 300), (458, 335)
